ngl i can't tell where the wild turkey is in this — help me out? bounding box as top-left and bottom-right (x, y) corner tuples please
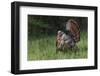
(66, 19), (80, 43)
(56, 19), (80, 51)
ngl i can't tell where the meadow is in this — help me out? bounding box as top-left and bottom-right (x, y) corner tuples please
(28, 31), (88, 61)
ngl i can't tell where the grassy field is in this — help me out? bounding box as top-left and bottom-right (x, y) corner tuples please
(28, 31), (88, 61)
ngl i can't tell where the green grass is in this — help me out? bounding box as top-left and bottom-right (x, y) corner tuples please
(28, 31), (88, 60)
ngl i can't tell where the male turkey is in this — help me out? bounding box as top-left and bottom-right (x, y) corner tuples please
(56, 19), (80, 51)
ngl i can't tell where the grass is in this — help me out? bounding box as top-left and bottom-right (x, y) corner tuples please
(28, 31), (88, 61)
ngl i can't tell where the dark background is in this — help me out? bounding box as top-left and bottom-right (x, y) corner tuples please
(28, 15), (88, 37)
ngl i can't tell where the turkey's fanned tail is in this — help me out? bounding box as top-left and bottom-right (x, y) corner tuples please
(66, 19), (80, 43)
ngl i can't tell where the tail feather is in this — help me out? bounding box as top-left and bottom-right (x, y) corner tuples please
(66, 19), (80, 43)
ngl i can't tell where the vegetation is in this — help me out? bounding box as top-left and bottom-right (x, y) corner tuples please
(28, 31), (87, 60)
(28, 15), (88, 60)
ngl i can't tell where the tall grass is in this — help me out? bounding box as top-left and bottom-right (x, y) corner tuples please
(28, 31), (87, 60)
